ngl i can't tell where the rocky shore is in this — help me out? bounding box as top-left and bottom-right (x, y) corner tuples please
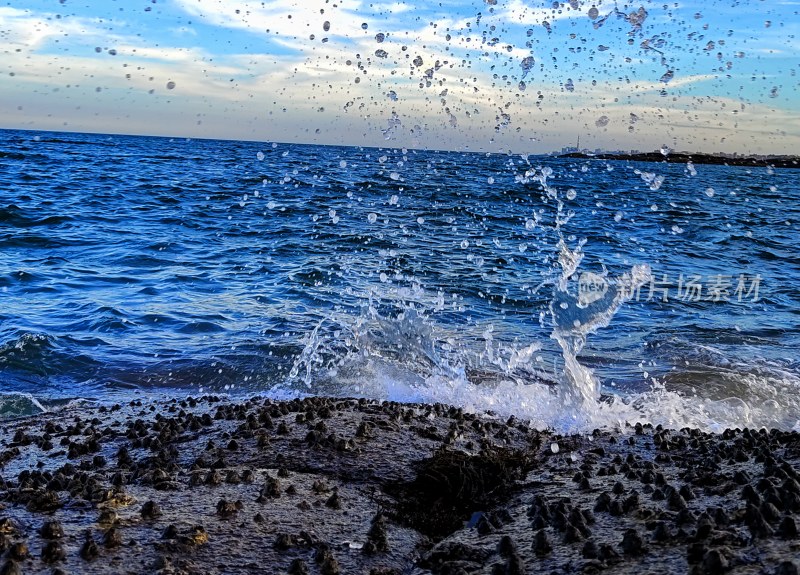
(558, 152), (800, 169)
(0, 395), (799, 574)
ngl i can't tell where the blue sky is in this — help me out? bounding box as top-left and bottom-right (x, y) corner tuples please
(1, 0), (797, 153)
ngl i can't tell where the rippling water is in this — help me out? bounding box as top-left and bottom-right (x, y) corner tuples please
(1, 129), (799, 431)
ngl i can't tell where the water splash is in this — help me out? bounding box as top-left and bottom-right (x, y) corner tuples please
(0, 392), (48, 419)
(550, 255), (651, 406)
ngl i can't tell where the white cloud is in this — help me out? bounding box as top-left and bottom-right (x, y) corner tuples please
(1, 2), (797, 155)
(0, 7), (117, 50)
(172, 0), (372, 41)
(497, 0), (582, 26)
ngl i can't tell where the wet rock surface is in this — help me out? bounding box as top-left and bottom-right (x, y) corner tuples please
(0, 396), (798, 573)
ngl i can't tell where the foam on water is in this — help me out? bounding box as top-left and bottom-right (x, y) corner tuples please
(268, 159), (799, 434)
(0, 392), (48, 419)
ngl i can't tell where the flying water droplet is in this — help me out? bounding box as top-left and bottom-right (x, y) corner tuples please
(520, 56), (535, 78)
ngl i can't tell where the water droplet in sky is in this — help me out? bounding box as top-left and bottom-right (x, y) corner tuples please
(166, 81), (176, 90)
(595, 115), (609, 127)
(375, 33), (385, 43)
(520, 56), (535, 78)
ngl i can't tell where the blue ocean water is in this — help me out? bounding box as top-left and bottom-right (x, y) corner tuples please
(1, 129), (799, 430)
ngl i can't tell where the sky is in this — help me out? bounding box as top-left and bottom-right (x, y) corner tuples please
(0, 0), (798, 154)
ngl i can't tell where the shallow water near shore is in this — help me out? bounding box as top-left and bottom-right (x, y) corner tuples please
(2, 129), (799, 432)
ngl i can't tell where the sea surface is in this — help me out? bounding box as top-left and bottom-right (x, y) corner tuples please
(1, 129), (799, 432)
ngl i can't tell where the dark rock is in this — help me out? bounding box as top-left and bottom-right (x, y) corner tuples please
(498, 535), (516, 557)
(141, 500), (162, 519)
(80, 531), (99, 560)
(582, 539), (598, 559)
(288, 558), (310, 575)
(42, 541), (66, 563)
(216, 498), (239, 518)
(620, 528), (646, 555)
(274, 533), (298, 551)
(702, 548), (729, 574)
(103, 527), (122, 548)
(8, 543), (27, 561)
(762, 501), (782, 523)
(594, 492), (611, 512)
(40, 520), (64, 539)
(779, 516), (798, 539)
(564, 524), (583, 543)
(775, 561), (800, 575)
(598, 543), (621, 563)
(325, 490), (342, 510)
(652, 521), (672, 542)
(533, 529), (551, 556)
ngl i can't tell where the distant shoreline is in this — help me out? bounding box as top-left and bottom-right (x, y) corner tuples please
(559, 151), (800, 169)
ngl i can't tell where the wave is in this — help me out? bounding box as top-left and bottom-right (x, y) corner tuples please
(0, 205), (74, 228)
(0, 392), (47, 419)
